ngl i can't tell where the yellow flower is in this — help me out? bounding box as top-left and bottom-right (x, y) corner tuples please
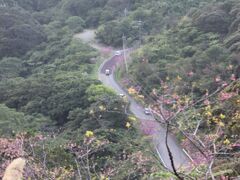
(233, 111), (240, 120)
(128, 116), (137, 121)
(96, 140), (101, 145)
(166, 76), (170, 80)
(196, 113), (201, 116)
(89, 110), (94, 114)
(212, 117), (219, 123)
(85, 131), (94, 138)
(172, 104), (177, 109)
(205, 105), (211, 111)
(99, 105), (106, 111)
(205, 111), (212, 117)
(100, 175), (108, 180)
(177, 75), (182, 81)
(219, 114), (225, 119)
(126, 122), (131, 128)
(223, 139), (230, 145)
(128, 87), (137, 95)
(236, 99), (240, 104)
(218, 122), (224, 127)
(184, 97), (190, 104)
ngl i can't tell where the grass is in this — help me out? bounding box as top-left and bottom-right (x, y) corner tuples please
(90, 56), (105, 79)
(114, 66), (122, 82)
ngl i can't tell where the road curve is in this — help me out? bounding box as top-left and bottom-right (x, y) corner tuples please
(75, 30), (190, 171)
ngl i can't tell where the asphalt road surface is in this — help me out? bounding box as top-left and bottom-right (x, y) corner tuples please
(76, 30), (190, 171)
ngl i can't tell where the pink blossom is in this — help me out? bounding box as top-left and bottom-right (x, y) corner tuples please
(178, 108), (185, 113)
(163, 85), (168, 89)
(204, 99), (210, 105)
(219, 92), (236, 101)
(230, 74), (236, 81)
(172, 94), (180, 100)
(187, 71), (194, 77)
(163, 99), (173, 105)
(221, 82), (228, 87)
(232, 143), (240, 147)
(215, 76), (221, 82)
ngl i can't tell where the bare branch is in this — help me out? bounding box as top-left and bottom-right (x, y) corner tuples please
(75, 158), (82, 180)
(193, 120), (202, 136)
(165, 123), (184, 180)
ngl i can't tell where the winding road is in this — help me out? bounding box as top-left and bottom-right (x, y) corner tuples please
(75, 30), (190, 171)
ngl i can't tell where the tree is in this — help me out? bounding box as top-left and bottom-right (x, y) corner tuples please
(0, 7), (46, 58)
(0, 57), (24, 80)
(86, 84), (116, 102)
(66, 16), (85, 33)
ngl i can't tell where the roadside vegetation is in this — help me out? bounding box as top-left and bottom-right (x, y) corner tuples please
(113, 0), (240, 179)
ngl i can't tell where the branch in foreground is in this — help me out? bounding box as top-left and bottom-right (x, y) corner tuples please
(165, 122), (184, 180)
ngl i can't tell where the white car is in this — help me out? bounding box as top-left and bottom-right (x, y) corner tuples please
(144, 108), (151, 115)
(115, 51), (121, 56)
(105, 69), (110, 76)
(119, 93), (125, 98)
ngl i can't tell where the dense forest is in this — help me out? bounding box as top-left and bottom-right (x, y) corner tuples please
(0, 0), (239, 179)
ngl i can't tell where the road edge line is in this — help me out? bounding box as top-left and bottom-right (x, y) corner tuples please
(155, 147), (168, 169)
